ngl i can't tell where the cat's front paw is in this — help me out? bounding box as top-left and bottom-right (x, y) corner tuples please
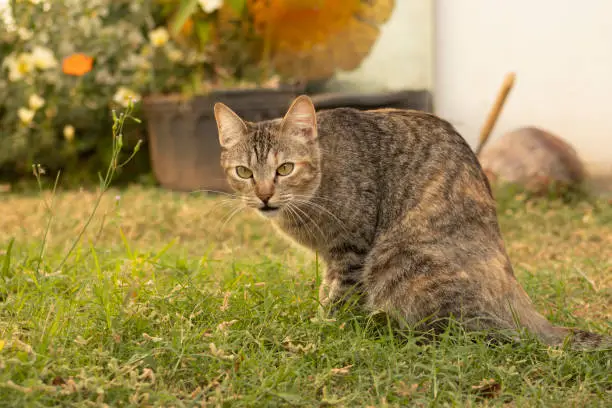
(318, 280), (362, 316)
(318, 281), (341, 315)
(318, 280), (340, 306)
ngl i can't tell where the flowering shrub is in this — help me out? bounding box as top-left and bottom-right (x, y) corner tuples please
(0, 0), (390, 179)
(0, 0), (209, 175)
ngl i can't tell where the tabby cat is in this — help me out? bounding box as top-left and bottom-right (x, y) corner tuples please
(213, 95), (609, 350)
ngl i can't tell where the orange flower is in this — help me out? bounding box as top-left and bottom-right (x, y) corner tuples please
(62, 53), (94, 76)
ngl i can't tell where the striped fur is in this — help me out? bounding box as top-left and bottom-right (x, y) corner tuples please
(214, 96), (610, 350)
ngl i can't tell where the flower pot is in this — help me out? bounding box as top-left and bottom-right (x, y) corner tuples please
(311, 89), (433, 112)
(142, 87), (300, 192)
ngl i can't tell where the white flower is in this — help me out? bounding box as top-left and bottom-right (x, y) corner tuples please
(18, 107), (35, 125)
(17, 27), (33, 40)
(125, 54), (151, 70)
(31, 46), (58, 70)
(198, 0), (223, 13)
(149, 27), (169, 48)
(4, 53), (34, 81)
(127, 30), (144, 47)
(0, 0), (15, 30)
(63, 125), (75, 142)
(113, 87), (141, 108)
(166, 46), (183, 62)
(28, 94), (45, 110)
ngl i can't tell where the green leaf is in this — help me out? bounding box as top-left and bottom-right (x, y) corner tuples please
(170, 0), (200, 37)
(227, 0), (246, 13)
(1, 238), (14, 278)
(194, 20), (211, 48)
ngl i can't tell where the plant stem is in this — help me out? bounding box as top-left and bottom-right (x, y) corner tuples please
(55, 101), (141, 271)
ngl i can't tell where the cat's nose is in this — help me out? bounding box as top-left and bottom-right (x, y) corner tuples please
(255, 184), (274, 205)
(257, 192), (273, 205)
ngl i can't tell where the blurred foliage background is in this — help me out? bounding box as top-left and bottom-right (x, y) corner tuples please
(0, 0), (394, 185)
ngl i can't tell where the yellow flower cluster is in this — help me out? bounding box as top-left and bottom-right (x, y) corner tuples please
(16, 94), (46, 126)
(3, 46), (58, 81)
(3, 46), (56, 127)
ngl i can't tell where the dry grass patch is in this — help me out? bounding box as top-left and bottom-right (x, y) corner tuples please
(0, 185), (610, 406)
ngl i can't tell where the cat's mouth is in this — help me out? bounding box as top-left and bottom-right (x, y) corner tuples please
(258, 204), (280, 217)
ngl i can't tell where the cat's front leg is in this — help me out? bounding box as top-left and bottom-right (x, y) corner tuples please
(318, 274), (344, 307)
(318, 263), (364, 311)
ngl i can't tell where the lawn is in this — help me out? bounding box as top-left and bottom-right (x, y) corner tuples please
(0, 185), (610, 407)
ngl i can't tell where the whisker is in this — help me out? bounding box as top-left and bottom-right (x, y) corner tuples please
(201, 197), (244, 217)
(285, 203), (318, 244)
(281, 204), (300, 233)
(220, 204), (246, 231)
(190, 188), (239, 198)
(290, 198), (349, 235)
(288, 202), (327, 242)
(286, 193), (337, 204)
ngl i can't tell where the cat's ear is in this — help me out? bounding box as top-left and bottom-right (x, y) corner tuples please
(281, 95), (317, 141)
(214, 103), (247, 148)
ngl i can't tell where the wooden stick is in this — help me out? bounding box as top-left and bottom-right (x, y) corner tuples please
(475, 72), (516, 156)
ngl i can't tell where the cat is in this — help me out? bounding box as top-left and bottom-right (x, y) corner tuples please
(213, 95), (610, 350)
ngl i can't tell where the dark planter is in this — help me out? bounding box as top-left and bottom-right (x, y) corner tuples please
(311, 89), (433, 112)
(142, 88), (300, 192)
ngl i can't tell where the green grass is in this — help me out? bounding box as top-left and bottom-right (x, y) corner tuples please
(0, 185), (610, 407)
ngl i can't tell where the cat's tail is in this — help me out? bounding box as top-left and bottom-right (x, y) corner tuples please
(510, 287), (611, 350)
(543, 325), (612, 350)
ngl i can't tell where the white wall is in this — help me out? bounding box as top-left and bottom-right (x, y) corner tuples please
(328, 0), (434, 92)
(435, 0), (612, 173)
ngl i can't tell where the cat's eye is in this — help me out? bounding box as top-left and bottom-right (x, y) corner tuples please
(235, 166), (253, 179)
(276, 162), (295, 176)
